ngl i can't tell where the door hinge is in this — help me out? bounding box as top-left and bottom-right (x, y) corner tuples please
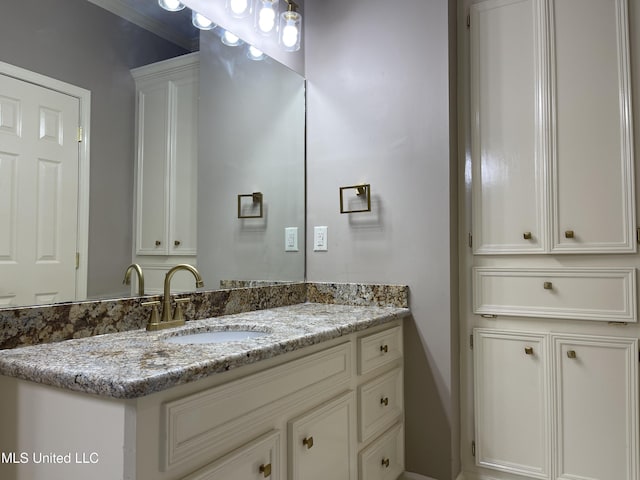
(76, 252), (80, 270)
(468, 233), (473, 248)
(470, 334), (474, 350)
(467, 13), (471, 29)
(471, 441), (476, 457)
(77, 126), (83, 143)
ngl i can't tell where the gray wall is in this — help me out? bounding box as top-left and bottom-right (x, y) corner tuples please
(197, 32), (305, 288)
(0, 0), (187, 298)
(305, 0), (458, 478)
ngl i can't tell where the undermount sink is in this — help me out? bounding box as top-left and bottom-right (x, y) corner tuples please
(163, 329), (269, 345)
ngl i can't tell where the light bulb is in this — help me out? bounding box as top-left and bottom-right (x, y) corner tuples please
(281, 24), (298, 48)
(192, 11), (215, 30)
(221, 30), (242, 46)
(248, 45), (265, 60)
(158, 0), (185, 12)
(258, 7), (276, 33)
(230, 0), (249, 15)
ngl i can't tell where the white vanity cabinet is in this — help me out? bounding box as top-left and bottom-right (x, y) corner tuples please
(470, 0), (635, 254)
(473, 328), (639, 480)
(132, 53), (199, 258)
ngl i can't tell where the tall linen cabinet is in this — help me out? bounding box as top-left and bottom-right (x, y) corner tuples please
(131, 53), (199, 294)
(461, 0), (640, 479)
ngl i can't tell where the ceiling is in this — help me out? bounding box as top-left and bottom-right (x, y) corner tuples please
(86, 0), (199, 51)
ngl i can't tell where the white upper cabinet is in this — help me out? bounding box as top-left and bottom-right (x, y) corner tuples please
(471, 0), (635, 254)
(133, 53), (199, 256)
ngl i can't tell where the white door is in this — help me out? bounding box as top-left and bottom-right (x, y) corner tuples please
(0, 73), (80, 306)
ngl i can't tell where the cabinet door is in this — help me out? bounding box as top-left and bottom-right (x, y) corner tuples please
(169, 76), (198, 255)
(474, 329), (550, 479)
(470, 0), (547, 254)
(553, 335), (638, 480)
(136, 82), (170, 255)
(550, 0), (635, 253)
(182, 430), (281, 480)
(288, 391), (356, 480)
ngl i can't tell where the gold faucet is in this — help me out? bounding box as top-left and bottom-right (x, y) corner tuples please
(146, 264), (204, 331)
(123, 263), (145, 296)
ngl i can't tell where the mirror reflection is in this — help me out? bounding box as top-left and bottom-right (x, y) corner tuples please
(0, 0), (305, 308)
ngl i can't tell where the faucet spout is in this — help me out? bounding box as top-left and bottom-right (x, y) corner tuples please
(123, 264), (145, 296)
(160, 264), (204, 324)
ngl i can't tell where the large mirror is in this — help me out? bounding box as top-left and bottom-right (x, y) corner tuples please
(0, 0), (305, 308)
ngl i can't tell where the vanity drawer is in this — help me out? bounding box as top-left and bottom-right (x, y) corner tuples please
(473, 267), (636, 322)
(163, 342), (351, 470)
(181, 430), (280, 480)
(359, 423), (404, 480)
(359, 367), (403, 443)
(358, 326), (403, 375)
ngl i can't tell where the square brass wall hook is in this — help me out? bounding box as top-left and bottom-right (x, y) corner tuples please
(339, 184), (371, 214)
(238, 192), (263, 218)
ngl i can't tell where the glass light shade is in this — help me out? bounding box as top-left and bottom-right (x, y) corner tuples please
(192, 11), (216, 30)
(279, 11), (302, 52)
(158, 0), (185, 11)
(255, 0), (278, 35)
(221, 30), (243, 47)
(226, 0), (251, 18)
(247, 45), (265, 61)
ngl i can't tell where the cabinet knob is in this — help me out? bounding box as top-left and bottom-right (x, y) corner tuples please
(155, 240), (161, 246)
(524, 346), (534, 355)
(259, 463), (272, 477)
(380, 344), (389, 353)
(523, 232), (532, 240)
(567, 350), (577, 359)
(382, 458), (390, 468)
(543, 282), (553, 290)
(174, 240), (181, 246)
(302, 436), (314, 449)
(565, 230), (575, 239)
(380, 397), (389, 406)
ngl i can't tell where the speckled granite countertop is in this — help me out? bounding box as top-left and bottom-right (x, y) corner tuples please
(0, 303), (409, 399)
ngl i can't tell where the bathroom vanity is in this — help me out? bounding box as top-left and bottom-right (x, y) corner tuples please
(0, 301), (409, 480)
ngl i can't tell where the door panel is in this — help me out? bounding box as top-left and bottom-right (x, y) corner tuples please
(0, 73), (79, 306)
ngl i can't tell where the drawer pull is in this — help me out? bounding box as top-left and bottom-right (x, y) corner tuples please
(380, 396), (389, 406)
(543, 281), (553, 290)
(259, 463), (272, 477)
(524, 346), (534, 355)
(174, 240), (181, 246)
(567, 350), (577, 359)
(523, 232), (532, 240)
(303, 436), (314, 449)
(155, 240), (161, 246)
(380, 344), (389, 353)
(565, 230), (575, 239)
(382, 458), (390, 468)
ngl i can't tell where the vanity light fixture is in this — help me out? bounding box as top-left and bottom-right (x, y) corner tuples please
(221, 30), (243, 47)
(158, 0), (185, 12)
(227, 0), (252, 18)
(255, 0), (279, 35)
(192, 11), (216, 30)
(279, 0), (302, 52)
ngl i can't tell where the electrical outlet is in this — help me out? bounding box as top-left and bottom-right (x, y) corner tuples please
(314, 226), (328, 251)
(285, 227), (298, 251)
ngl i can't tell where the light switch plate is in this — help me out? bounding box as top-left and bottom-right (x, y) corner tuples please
(285, 227), (298, 252)
(314, 226), (328, 251)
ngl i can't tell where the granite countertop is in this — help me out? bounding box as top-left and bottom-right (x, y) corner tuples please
(0, 302), (409, 399)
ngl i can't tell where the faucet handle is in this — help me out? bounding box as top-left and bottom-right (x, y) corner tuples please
(141, 301), (161, 327)
(173, 298), (190, 322)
